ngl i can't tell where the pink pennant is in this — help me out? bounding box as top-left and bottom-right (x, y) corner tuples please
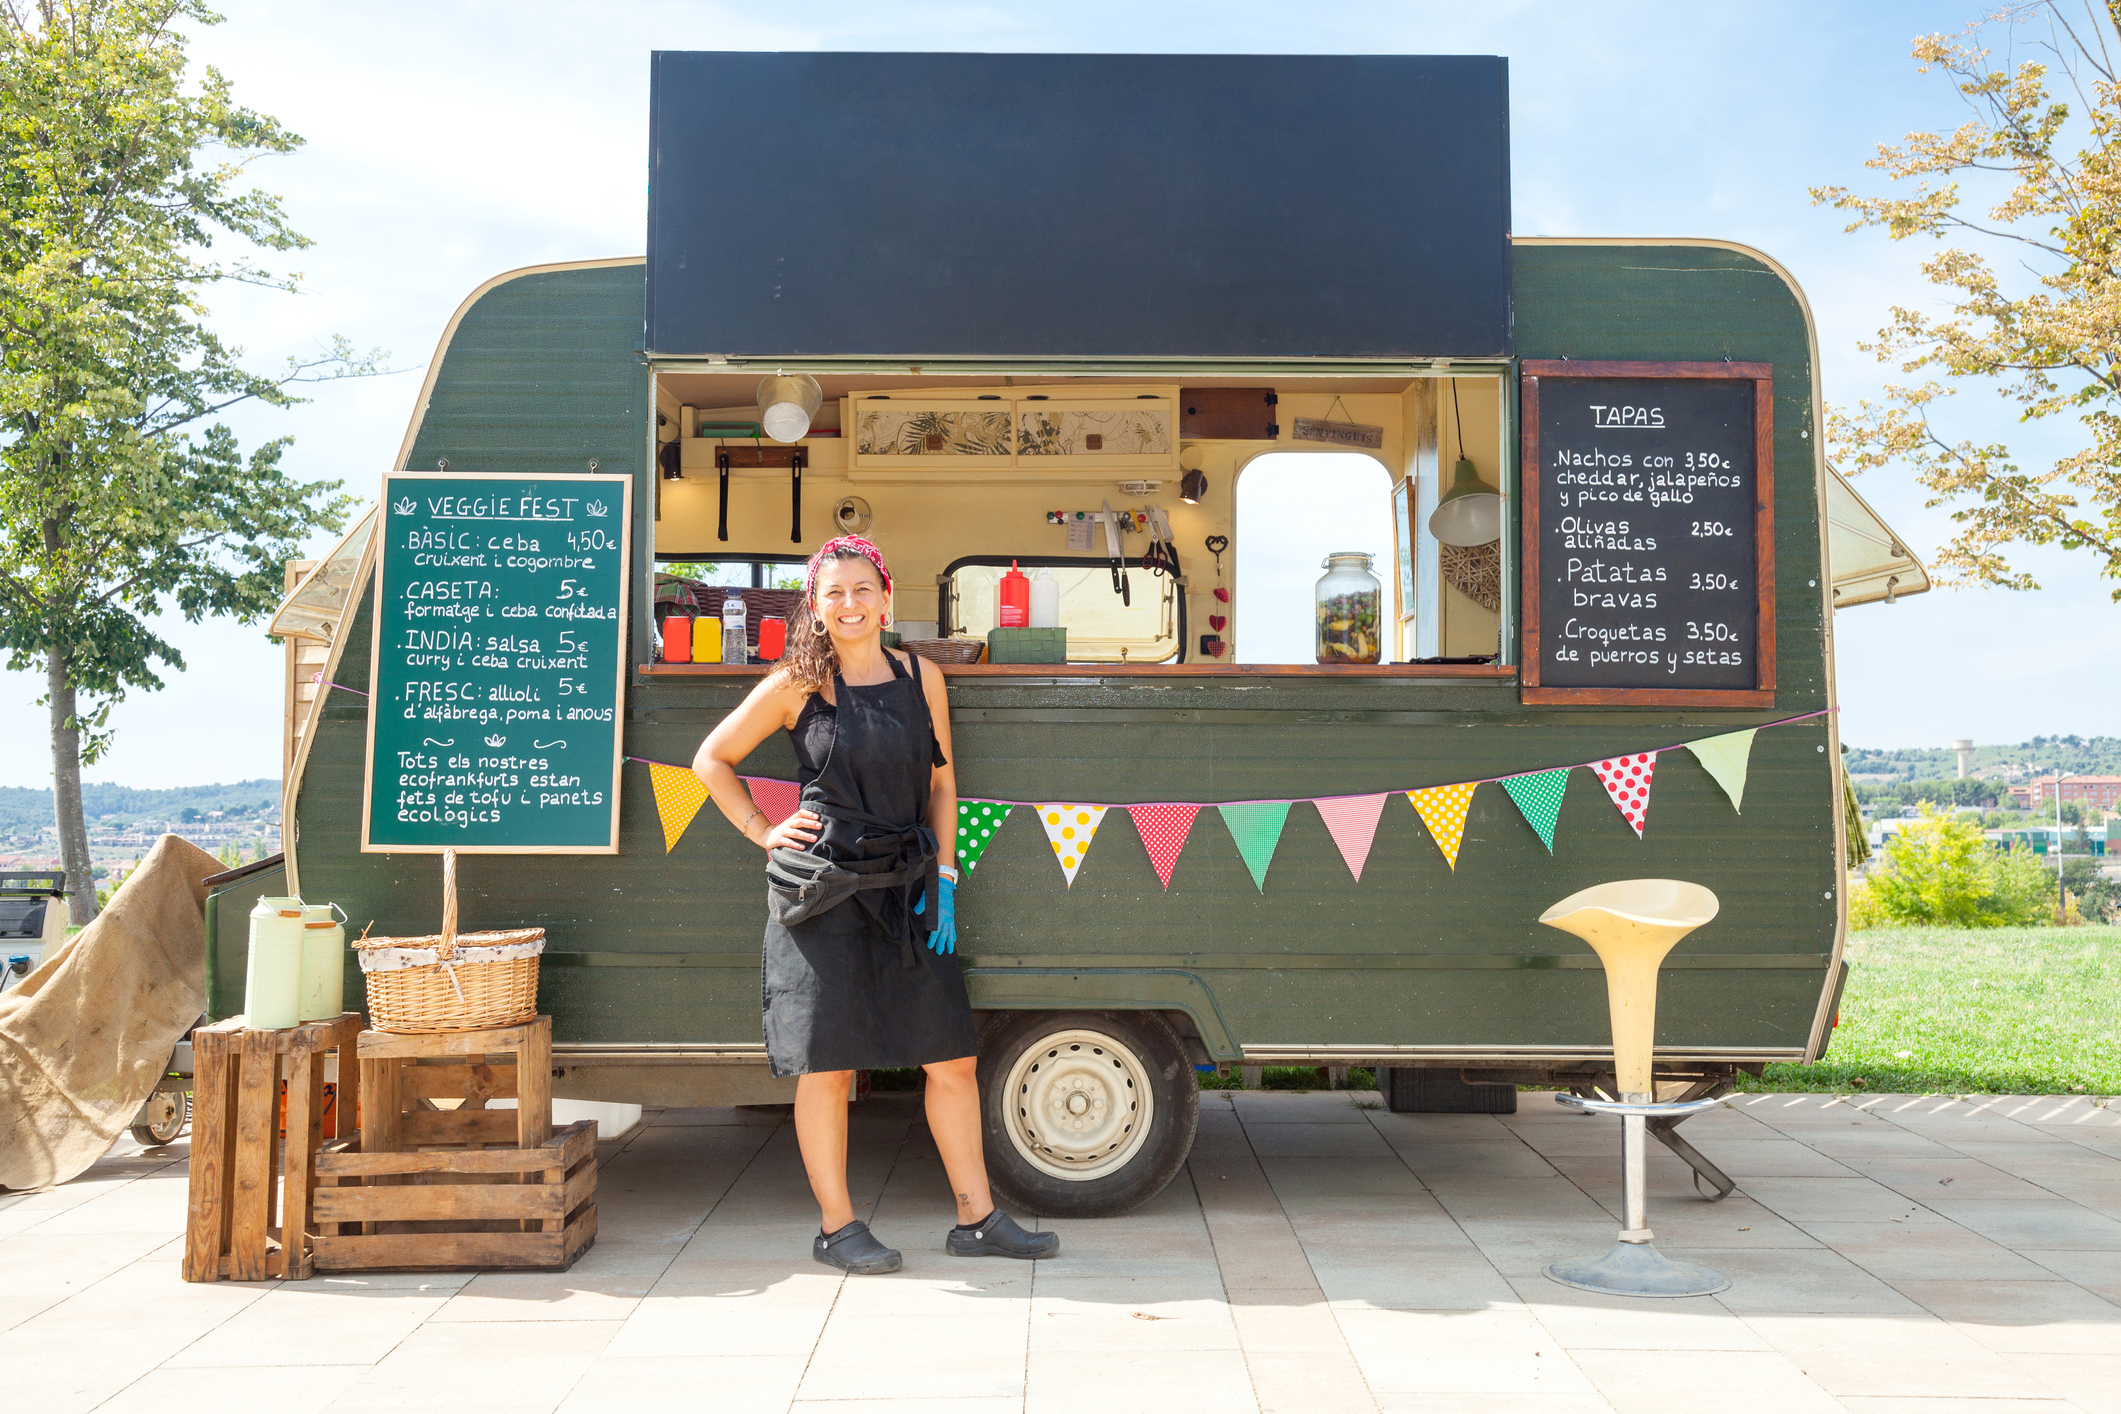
(1590, 752), (1657, 837)
(1314, 794), (1390, 882)
(1127, 804), (1200, 890)
(743, 776), (802, 827)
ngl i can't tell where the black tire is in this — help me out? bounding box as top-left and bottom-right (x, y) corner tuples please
(131, 1092), (190, 1147)
(1379, 1067), (1517, 1114)
(977, 1010), (1198, 1219)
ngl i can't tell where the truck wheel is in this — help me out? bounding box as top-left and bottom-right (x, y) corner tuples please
(978, 1010), (1198, 1219)
(131, 1092), (190, 1147)
(1379, 1067), (1517, 1114)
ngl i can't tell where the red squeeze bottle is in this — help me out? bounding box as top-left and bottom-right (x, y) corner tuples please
(999, 560), (1030, 628)
(758, 616), (787, 661)
(662, 613), (693, 663)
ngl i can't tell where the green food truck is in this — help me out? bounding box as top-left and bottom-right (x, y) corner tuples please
(223, 52), (1928, 1218)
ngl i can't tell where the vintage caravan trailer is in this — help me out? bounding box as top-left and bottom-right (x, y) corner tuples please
(226, 53), (1901, 1216)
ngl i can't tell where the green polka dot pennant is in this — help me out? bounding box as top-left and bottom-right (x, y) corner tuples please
(955, 800), (1014, 873)
(1501, 768), (1571, 854)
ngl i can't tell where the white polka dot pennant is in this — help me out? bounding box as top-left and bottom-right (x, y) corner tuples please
(1590, 752), (1658, 837)
(1036, 803), (1109, 886)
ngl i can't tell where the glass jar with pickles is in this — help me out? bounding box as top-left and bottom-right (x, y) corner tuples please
(1314, 551), (1383, 665)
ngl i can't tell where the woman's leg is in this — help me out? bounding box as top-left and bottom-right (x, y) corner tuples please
(922, 1056), (994, 1223)
(794, 1070), (857, 1232)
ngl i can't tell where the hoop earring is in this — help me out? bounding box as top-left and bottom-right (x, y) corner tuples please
(881, 610), (892, 628)
(811, 618), (828, 637)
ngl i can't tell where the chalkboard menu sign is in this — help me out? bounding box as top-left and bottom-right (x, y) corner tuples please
(362, 472), (632, 853)
(1520, 362), (1775, 706)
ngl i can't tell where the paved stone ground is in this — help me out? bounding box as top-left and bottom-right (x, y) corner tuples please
(6, 1090), (2121, 1413)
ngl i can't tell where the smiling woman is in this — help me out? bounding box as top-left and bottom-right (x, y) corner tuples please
(688, 535), (1060, 1274)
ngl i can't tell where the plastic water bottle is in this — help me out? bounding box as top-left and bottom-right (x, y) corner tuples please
(722, 591), (747, 664)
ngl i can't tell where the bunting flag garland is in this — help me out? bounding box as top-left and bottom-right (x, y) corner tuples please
(1038, 803), (1108, 885)
(1218, 802), (1292, 892)
(1502, 769), (1571, 853)
(743, 776), (802, 828)
(1406, 783), (1477, 871)
(1687, 729), (1758, 813)
(625, 708), (1826, 886)
(1128, 805), (1201, 889)
(956, 801), (1013, 873)
(1591, 753), (1658, 837)
(647, 762), (709, 853)
(1314, 794), (1390, 882)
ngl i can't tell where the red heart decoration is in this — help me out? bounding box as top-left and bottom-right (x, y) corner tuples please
(1213, 587), (1231, 603)
(1209, 615), (1227, 631)
(1207, 640), (1228, 657)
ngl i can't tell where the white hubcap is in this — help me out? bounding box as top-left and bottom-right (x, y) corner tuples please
(1003, 1028), (1155, 1181)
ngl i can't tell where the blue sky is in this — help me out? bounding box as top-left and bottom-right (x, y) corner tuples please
(3, 0), (2113, 788)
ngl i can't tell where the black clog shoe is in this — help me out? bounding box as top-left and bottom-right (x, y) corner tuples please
(946, 1209), (1061, 1260)
(814, 1219), (903, 1274)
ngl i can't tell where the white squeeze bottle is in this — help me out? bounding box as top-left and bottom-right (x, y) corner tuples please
(722, 590), (747, 664)
(1030, 568), (1059, 628)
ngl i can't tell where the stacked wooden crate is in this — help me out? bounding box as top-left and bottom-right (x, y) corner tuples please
(311, 1016), (598, 1272)
(184, 1013), (362, 1281)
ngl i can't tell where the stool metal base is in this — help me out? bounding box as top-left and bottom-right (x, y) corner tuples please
(1544, 1240), (1731, 1298)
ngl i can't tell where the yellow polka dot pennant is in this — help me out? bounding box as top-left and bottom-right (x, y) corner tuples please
(1035, 803), (1108, 886)
(647, 762), (709, 854)
(1406, 782), (1478, 871)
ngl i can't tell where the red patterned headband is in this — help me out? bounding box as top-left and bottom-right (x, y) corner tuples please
(805, 535), (892, 600)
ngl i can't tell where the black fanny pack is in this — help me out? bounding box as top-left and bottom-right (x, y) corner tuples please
(764, 847), (911, 928)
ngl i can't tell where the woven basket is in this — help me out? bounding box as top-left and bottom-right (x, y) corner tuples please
(901, 637), (986, 665)
(353, 853), (543, 1033)
(356, 928), (544, 1033)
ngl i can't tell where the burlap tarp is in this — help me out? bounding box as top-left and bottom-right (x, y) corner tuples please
(0, 834), (217, 1190)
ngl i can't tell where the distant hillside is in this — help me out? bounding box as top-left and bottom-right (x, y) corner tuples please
(0, 780), (280, 834)
(1844, 737), (2121, 782)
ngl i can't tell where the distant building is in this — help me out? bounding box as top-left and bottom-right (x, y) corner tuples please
(2009, 775), (2121, 811)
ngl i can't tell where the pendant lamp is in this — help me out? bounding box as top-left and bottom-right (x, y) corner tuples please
(1429, 457), (1503, 546)
(1428, 380), (1502, 546)
(757, 372), (824, 443)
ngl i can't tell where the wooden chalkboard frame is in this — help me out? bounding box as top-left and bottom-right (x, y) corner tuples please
(1519, 360), (1776, 707)
(361, 471), (633, 855)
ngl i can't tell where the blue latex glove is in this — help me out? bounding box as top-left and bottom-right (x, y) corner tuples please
(915, 876), (958, 955)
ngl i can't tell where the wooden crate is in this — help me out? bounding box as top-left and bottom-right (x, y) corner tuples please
(356, 1016), (552, 1155)
(309, 1120), (598, 1272)
(184, 1012), (362, 1282)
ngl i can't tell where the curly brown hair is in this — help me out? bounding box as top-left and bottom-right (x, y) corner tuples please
(775, 546), (886, 695)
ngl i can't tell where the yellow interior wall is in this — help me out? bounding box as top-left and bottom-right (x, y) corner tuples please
(1438, 376), (1503, 657)
(652, 377), (1501, 661)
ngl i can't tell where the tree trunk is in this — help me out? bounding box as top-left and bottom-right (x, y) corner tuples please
(47, 646), (99, 927)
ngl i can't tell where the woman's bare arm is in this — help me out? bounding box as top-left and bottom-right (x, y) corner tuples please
(918, 655), (958, 868)
(693, 671), (820, 851)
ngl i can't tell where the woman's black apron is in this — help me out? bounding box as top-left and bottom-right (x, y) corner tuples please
(761, 649), (978, 1077)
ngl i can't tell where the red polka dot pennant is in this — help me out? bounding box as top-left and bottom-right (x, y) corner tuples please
(1127, 805), (1201, 890)
(742, 776), (802, 828)
(1591, 752), (1658, 837)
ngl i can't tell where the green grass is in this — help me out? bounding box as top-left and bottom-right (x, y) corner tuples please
(1748, 924), (2121, 1096)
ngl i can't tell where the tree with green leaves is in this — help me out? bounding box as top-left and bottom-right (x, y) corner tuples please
(1814, 1), (2121, 600)
(1, 1), (375, 922)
